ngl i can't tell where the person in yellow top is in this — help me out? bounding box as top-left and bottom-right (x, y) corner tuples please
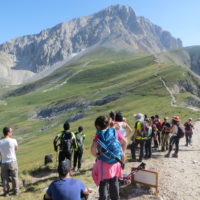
(131, 113), (147, 162)
(53, 121), (77, 165)
(73, 126), (85, 172)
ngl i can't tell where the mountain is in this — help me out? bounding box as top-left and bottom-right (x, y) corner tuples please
(157, 45), (200, 76)
(0, 5), (182, 85)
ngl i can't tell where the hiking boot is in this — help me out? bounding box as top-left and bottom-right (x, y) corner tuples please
(144, 155), (148, 159)
(165, 153), (170, 158)
(137, 158), (142, 162)
(130, 158), (137, 162)
(3, 192), (9, 197)
(172, 153), (178, 158)
(77, 168), (81, 172)
(13, 191), (20, 196)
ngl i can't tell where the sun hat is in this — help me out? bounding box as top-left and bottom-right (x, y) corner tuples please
(172, 116), (181, 122)
(133, 113), (144, 122)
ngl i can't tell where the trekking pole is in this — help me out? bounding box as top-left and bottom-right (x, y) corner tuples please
(97, 139), (125, 169)
(55, 148), (58, 169)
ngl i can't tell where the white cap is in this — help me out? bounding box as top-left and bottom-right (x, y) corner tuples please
(133, 113), (144, 122)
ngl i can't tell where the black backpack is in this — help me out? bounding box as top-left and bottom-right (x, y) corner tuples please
(60, 131), (73, 153)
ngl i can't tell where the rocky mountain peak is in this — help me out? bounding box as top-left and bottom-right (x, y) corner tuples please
(0, 5), (182, 85)
(96, 4), (136, 19)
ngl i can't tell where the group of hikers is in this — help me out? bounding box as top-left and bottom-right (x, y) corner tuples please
(53, 124), (86, 172)
(0, 111), (194, 199)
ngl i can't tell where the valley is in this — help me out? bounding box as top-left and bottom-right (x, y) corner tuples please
(0, 47), (200, 199)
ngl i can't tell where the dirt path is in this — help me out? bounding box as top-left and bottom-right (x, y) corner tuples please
(88, 121), (200, 200)
(156, 74), (177, 106)
(154, 55), (199, 112)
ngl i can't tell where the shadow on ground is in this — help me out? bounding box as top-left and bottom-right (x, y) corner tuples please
(29, 166), (57, 178)
(72, 167), (93, 177)
(120, 183), (156, 199)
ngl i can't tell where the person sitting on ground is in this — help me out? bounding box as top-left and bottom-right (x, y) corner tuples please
(53, 121), (77, 165)
(0, 127), (20, 197)
(91, 116), (127, 200)
(131, 113), (147, 162)
(161, 117), (171, 152)
(184, 118), (194, 146)
(44, 160), (90, 200)
(73, 126), (85, 172)
(115, 111), (132, 140)
(165, 116), (182, 158)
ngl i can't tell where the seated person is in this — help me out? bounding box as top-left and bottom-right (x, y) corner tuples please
(44, 159), (90, 200)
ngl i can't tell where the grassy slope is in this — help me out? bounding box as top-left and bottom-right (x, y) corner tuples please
(0, 48), (199, 199)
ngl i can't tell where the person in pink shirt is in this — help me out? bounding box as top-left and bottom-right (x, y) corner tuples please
(91, 116), (127, 200)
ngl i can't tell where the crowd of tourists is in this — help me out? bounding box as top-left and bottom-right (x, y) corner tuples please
(0, 111), (194, 199)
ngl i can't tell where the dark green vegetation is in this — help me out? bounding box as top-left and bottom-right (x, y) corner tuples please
(0, 47), (199, 199)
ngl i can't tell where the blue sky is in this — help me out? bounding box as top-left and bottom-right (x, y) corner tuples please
(1, 0), (199, 46)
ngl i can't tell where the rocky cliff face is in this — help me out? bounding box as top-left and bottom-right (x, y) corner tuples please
(0, 5), (182, 84)
(185, 46), (200, 75)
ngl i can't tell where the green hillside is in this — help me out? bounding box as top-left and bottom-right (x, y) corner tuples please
(0, 47), (199, 199)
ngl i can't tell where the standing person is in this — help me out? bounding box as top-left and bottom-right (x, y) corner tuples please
(131, 113), (147, 162)
(154, 115), (162, 146)
(161, 117), (171, 151)
(165, 116), (183, 158)
(109, 111), (119, 129)
(109, 111), (116, 123)
(150, 116), (157, 148)
(184, 118), (194, 146)
(53, 121), (77, 165)
(0, 127), (19, 197)
(91, 116), (127, 200)
(44, 160), (90, 200)
(73, 126), (85, 172)
(144, 119), (153, 159)
(115, 111), (132, 140)
(151, 116), (159, 148)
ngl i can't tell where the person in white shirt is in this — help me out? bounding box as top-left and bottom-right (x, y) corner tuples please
(115, 112), (132, 139)
(0, 127), (19, 197)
